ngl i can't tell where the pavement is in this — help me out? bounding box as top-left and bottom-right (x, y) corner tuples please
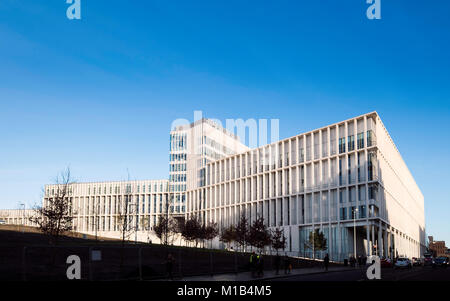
(270, 265), (450, 281)
(154, 265), (354, 281)
(153, 265), (450, 281)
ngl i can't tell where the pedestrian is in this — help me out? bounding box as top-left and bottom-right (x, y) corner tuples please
(283, 254), (290, 274)
(250, 252), (256, 278)
(257, 254), (264, 277)
(166, 253), (175, 280)
(350, 256), (356, 267)
(274, 253), (281, 275)
(324, 253), (329, 271)
(358, 255), (362, 267)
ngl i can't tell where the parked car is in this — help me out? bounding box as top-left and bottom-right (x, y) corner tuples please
(424, 254), (434, 266)
(394, 257), (412, 269)
(433, 256), (449, 268)
(0, 220), (5, 225)
(412, 257), (422, 266)
(380, 257), (392, 268)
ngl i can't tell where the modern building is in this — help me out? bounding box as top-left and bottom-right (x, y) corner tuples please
(169, 118), (248, 216)
(1, 112), (426, 260)
(186, 112), (426, 260)
(43, 179), (169, 242)
(0, 209), (36, 226)
(27, 118), (247, 242)
(169, 118), (249, 218)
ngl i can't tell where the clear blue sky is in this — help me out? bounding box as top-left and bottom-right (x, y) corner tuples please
(0, 1), (449, 242)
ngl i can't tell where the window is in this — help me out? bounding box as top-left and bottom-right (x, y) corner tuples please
(339, 138), (346, 153)
(348, 159), (352, 184)
(350, 206), (357, 219)
(349, 187), (356, 202)
(359, 205), (366, 218)
(340, 207), (347, 220)
(368, 152), (375, 181)
(369, 204), (378, 217)
(348, 135), (355, 152)
(368, 184), (377, 200)
(367, 130), (374, 147)
(357, 133), (364, 149)
(357, 153), (361, 182)
(339, 188), (346, 203)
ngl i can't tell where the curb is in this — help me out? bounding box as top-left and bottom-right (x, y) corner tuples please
(153, 267), (359, 281)
(250, 268), (357, 281)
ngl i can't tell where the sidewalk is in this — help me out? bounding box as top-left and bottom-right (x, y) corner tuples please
(155, 266), (355, 281)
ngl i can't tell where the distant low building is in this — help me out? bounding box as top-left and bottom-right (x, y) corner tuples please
(0, 209), (36, 227)
(428, 236), (447, 257)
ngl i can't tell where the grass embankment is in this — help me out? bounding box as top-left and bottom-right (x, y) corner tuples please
(0, 226), (337, 281)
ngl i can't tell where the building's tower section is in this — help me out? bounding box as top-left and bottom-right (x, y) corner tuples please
(170, 118), (249, 221)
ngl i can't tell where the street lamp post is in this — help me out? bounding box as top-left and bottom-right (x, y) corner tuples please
(353, 207), (359, 261)
(20, 203), (25, 233)
(135, 202), (138, 244)
(95, 202), (99, 242)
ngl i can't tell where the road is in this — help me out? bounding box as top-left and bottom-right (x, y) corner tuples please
(269, 266), (450, 281)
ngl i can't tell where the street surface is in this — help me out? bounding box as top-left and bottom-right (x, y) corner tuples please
(269, 266), (450, 281)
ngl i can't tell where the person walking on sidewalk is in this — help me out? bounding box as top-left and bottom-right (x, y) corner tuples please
(283, 254), (291, 275)
(166, 253), (175, 280)
(274, 253), (281, 275)
(257, 254), (264, 277)
(250, 252), (257, 278)
(324, 253), (330, 271)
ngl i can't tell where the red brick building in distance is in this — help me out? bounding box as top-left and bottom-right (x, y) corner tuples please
(428, 236), (448, 257)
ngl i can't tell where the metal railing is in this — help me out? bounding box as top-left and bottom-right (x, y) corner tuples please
(1, 245), (345, 281)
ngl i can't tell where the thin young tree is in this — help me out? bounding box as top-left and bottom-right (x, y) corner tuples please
(204, 222), (218, 248)
(163, 194), (174, 245)
(271, 228), (287, 255)
(115, 181), (138, 279)
(140, 216), (151, 243)
(304, 229), (327, 259)
(220, 225), (237, 250)
(181, 215), (202, 247)
(154, 215), (178, 245)
(116, 184), (136, 246)
(197, 222), (218, 248)
(30, 168), (76, 245)
(235, 214), (249, 252)
(198, 224), (207, 248)
(248, 217), (272, 254)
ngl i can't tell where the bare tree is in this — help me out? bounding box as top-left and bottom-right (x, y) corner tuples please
(30, 168), (75, 245)
(154, 215), (178, 245)
(304, 229), (327, 259)
(203, 222), (219, 248)
(235, 214), (249, 252)
(271, 228), (287, 255)
(220, 225), (237, 250)
(180, 215), (202, 247)
(140, 216), (152, 243)
(163, 193), (174, 245)
(248, 217), (272, 254)
(115, 181), (138, 280)
(116, 184), (137, 246)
